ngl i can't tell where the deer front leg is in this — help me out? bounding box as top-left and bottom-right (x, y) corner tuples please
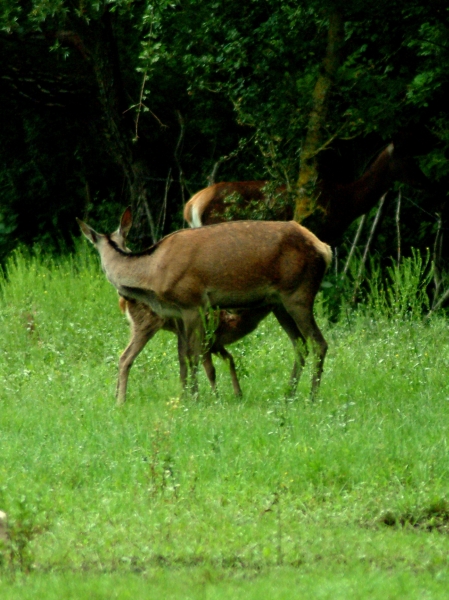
(117, 331), (159, 404)
(116, 301), (164, 405)
(182, 309), (205, 396)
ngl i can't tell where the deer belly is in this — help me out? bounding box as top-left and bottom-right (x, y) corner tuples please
(206, 287), (279, 309)
(118, 285), (182, 318)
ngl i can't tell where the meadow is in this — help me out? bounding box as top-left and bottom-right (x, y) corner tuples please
(1, 245), (449, 599)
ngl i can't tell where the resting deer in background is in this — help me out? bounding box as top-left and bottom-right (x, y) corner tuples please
(184, 136), (431, 245)
(78, 208), (331, 401)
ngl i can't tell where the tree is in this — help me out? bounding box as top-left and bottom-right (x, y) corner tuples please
(295, 7), (344, 222)
(0, 0), (448, 262)
(0, 0), (245, 251)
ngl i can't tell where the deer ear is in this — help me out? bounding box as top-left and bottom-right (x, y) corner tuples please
(119, 207), (133, 240)
(77, 218), (100, 245)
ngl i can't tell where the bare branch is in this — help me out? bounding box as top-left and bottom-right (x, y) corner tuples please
(427, 287), (449, 318)
(430, 212), (443, 312)
(133, 70), (147, 141)
(175, 110), (188, 204)
(307, 123), (349, 160)
(342, 214), (366, 279)
(395, 189), (402, 264)
(208, 160), (222, 186)
(352, 194), (387, 302)
(207, 136), (255, 185)
(142, 197), (157, 244)
(156, 168), (172, 236)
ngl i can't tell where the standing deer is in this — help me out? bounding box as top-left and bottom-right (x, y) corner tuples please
(78, 208), (331, 400)
(112, 209), (272, 403)
(184, 138), (431, 245)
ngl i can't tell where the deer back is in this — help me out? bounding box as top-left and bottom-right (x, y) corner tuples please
(184, 181), (291, 227)
(83, 219), (331, 315)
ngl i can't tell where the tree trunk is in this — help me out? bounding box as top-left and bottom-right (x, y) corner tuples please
(294, 10), (344, 223)
(59, 7), (157, 240)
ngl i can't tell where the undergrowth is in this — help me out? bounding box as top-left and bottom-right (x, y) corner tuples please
(1, 246), (449, 598)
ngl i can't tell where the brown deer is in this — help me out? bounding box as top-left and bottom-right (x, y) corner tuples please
(184, 138), (431, 245)
(117, 295), (272, 403)
(78, 208), (331, 400)
(113, 210), (273, 403)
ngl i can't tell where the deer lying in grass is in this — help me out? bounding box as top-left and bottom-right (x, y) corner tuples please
(117, 295), (272, 403)
(78, 208), (331, 400)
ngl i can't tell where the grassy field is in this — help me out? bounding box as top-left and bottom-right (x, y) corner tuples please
(1, 246), (449, 598)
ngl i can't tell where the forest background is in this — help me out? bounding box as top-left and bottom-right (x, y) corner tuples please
(0, 0), (449, 281)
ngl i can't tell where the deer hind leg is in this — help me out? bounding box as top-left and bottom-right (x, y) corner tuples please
(272, 306), (307, 396)
(216, 347), (242, 397)
(181, 309), (205, 396)
(280, 297), (328, 400)
(116, 303), (164, 405)
(202, 350), (218, 393)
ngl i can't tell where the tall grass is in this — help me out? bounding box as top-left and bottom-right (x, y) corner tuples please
(364, 249), (432, 319)
(1, 246), (449, 598)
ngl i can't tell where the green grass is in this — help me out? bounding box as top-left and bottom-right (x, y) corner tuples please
(1, 246), (449, 598)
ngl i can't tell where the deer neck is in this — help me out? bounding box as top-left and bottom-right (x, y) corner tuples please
(341, 144), (395, 218)
(97, 238), (183, 318)
(99, 239), (151, 292)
